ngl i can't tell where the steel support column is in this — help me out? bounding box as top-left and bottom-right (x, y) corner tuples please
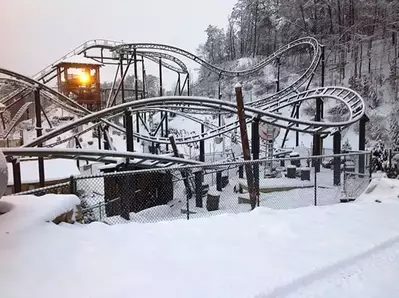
(313, 47), (324, 173)
(120, 53), (134, 153)
(251, 116), (260, 205)
(41, 104), (52, 128)
(141, 57), (146, 122)
(187, 73), (190, 96)
(296, 105), (299, 147)
(276, 57), (280, 92)
(218, 74), (222, 127)
(333, 130), (341, 186)
(359, 115), (369, 174)
(235, 85), (257, 209)
(177, 73), (181, 95)
(34, 89), (45, 187)
(11, 158), (21, 193)
(200, 124), (205, 162)
(97, 125), (102, 150)
(134, 49), (140, 142)
(159, 58), (164, 139)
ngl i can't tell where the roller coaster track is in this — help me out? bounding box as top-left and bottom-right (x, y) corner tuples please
(2, 102), (33, 138)
(32, 40), (188, 84)
(22, 88), (364, 148)
(114, 37), (321, 107)
(46, 108), (217, 149)
(1, 147), (201, 168)
(33, 37), (319, 104)
(0, 37), (364, 150)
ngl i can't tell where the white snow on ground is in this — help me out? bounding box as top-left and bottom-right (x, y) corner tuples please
(0, 194), (80, 234)
(1, 178), (399, 297)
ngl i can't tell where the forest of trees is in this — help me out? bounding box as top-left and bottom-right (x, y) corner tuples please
(196, 0), (399, 146)
(198, 0), (398, 73)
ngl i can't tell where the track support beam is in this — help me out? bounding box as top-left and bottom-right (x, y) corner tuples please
(134, 48), (140, 142)
(251, 115), (260, 205)
(333, 130), (341, 186)
(34, 89), (45, 187)
(235, 85), (257, 209)
(359, 115), (369, 174)
(11, 158), (22, 193)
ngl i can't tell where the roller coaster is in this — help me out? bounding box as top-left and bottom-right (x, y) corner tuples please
(0, 36), (367, 192)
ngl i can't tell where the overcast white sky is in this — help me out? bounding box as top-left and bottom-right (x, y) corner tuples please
(0, 0), (236, 88)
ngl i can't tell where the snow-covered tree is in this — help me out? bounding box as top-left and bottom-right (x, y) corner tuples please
(389, 114), (399, 150)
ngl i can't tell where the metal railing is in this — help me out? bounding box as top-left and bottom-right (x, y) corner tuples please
(15, 152), (371, 224)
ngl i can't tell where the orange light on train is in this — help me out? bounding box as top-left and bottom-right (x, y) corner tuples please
(78, 71), (90, 84)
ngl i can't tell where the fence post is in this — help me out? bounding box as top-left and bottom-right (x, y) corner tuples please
(69, 175), (76, 195)
(238, 165), (244, 193)
(195, 171), (203, 208)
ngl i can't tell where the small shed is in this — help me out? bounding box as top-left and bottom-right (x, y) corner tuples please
(99, 161), (174, 219)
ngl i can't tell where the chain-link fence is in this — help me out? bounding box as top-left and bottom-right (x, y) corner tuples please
(12, 181), (71, 196)
(12, 152), (371, 224)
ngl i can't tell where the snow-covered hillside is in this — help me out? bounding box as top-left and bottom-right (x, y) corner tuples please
(193, 37), (399, 151)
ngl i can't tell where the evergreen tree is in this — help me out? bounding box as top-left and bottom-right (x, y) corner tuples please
(389, 114), (399, 150)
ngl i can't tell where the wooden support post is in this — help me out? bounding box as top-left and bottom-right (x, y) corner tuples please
(251, 116), (260, 204)
(235, 85), (257, 209)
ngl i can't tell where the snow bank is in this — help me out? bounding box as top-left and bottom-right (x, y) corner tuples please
(0, 194), (80, 233)
(1, 178), (399, 297)
(357, 177), (399, 203)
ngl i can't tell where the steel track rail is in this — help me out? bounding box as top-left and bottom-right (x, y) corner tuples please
(22, 91), (364, 147)
(2, 147), (202, 167)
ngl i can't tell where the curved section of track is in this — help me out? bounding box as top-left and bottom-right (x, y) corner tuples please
(22, 89), (364, 147)
(1, 147), (201, 167)
(0, 37), (365, 149)
(114, 37), (321, 106)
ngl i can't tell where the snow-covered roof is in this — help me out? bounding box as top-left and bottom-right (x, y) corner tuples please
(57, 55), (102, 66)
(7, 159), (81, 185)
